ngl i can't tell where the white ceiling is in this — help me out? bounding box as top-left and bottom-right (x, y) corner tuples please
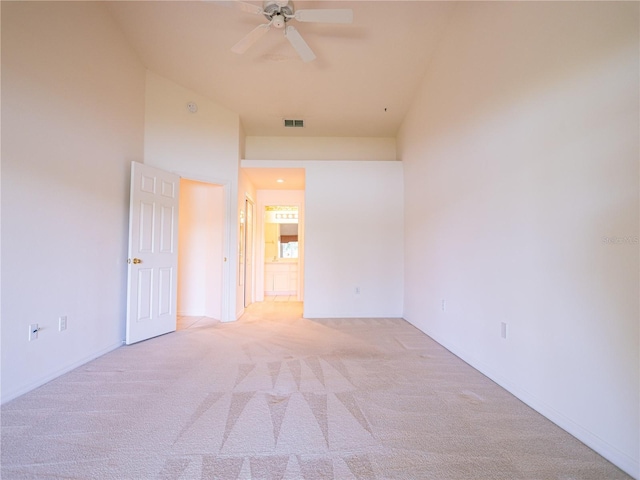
(107, 1), (457, 138)
(243, 167), (306, 189)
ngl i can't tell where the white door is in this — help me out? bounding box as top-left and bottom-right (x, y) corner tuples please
(126, 162), (180, 345)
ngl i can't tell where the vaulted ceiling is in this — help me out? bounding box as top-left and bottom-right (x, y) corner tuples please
(107, 1), (457, 138)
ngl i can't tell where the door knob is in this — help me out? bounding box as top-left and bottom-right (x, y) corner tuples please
(129, 258), (142, 264)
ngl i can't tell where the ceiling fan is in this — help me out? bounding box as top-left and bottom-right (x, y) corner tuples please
(230, 0), (353, 62)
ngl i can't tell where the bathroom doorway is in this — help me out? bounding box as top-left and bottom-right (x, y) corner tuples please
(255, 190), (304, 303)
(264, 205), (299, 299)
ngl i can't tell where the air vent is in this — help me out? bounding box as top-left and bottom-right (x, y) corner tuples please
(284, 119), (304, 128)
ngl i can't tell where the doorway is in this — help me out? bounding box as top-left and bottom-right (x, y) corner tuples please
(255, 190), (304, 303)
(263, 205), (299, 298)
(177, 178), (224, 320)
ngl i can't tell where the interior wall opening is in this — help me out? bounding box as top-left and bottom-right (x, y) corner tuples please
(264, 205), (300, 302)
(177, 178), (224, 326)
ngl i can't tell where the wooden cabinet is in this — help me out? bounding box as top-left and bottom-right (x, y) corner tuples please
(265, 262), (298, 295)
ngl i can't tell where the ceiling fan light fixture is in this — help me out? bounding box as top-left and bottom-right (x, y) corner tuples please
(272, 14), (286, 29)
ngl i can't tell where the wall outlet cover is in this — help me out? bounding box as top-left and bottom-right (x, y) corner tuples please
(29, 324), (39, 341)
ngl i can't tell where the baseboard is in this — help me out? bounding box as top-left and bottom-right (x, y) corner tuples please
(303, 311), (404, 319)
(411, 324), (639, 479)
(1, 341), (124, 405)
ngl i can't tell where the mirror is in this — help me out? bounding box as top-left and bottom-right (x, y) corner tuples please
(265, 206), (298, 261)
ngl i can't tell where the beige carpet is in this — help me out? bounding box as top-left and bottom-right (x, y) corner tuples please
(2, 302), (631, 479)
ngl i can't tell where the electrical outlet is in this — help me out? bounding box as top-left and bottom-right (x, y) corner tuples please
(501, 322), (508, 339)
(59, 316), (67, 332)
(29, 324), (39, 341)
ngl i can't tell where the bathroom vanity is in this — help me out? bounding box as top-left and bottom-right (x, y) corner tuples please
(264, 260), (298, 295)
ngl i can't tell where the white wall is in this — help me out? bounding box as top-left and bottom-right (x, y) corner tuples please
(1, 2), (145, 402)
(304, 161), (404, 318)
(144, 71), (242, 322)
(246, 136), (397, 161)
(178, 179), (224, 318)
(398, 2), (639, 477)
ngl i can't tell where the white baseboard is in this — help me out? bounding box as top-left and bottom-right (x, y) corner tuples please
(1, 341), (124, 405)
(303, 310), (403, 319)
(413, 324), (639, 479)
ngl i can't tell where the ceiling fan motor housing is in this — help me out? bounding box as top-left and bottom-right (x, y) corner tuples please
(263, 1), (294, 28)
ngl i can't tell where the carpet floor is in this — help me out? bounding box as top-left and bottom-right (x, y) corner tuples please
(1, 302), (631, 479)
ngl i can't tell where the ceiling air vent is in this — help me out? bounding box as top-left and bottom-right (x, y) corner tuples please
(284, 119), (304, 128)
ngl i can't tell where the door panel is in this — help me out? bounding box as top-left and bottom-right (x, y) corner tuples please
(158, 267), (173, 316)
(139, 202), (155, 252)
(136, 268), (153, 321)
(126, 161), (179, 345)
(159, 205), (175, 253)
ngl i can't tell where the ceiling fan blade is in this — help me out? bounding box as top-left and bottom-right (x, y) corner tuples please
(231, 1), (264, 15)
(231, 24), (271, 54)
(285, 25), (316, 62)
(294, 9), (353, 24)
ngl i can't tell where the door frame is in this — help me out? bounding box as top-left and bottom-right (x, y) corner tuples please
(244, 195), (255, 308)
